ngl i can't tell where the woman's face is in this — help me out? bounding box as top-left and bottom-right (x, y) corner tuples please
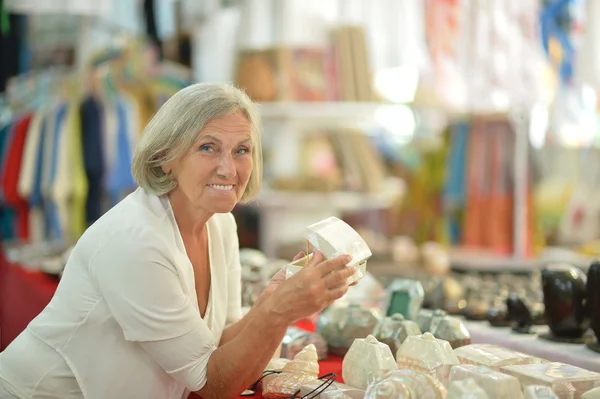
(167, 111), (254, 214)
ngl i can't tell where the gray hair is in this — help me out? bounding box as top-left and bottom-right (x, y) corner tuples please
(132, 82), (262, 202)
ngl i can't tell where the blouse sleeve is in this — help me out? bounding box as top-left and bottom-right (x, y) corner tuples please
(91, 226), (217, 390)
(225, 213), (243, 325)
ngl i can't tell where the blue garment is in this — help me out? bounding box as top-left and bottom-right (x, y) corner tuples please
(80, 95), (105, 225)
(0, 124), (15, 241)
(45, 104), (67, 241)
(443, 121), (469, 245)
(106, 99), (136, 205)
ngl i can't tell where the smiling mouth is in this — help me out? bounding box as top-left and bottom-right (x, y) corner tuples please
(207, 184), (234, 191)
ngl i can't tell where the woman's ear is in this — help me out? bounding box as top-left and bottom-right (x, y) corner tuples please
(161, 164), (171, 175)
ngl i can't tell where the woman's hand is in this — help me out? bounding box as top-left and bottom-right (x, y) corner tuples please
(263, 250), (355, 324)
(261, 252), (305, 298)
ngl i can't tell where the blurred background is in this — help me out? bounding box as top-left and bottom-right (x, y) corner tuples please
(1, 0), (600, 275)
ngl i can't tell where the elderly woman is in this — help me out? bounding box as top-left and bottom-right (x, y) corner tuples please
(0, 83), (354, 399)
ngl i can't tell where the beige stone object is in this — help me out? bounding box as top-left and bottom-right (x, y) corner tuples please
(342, 335), (397, 390)
(396, 332), (460, 386)
(449, 364), (524, 399)
(263, 344), (320, 399)
(454, 344), (547, 370)
(373, 314), (421, 358)
(446, 378), (489, 399)
(524, 385), (560, 399)
(431, 316), (471, 349)
(501, 363), (600, 399)
(582, 386), (600, 399)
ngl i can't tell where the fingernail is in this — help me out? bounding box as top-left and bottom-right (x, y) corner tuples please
(344, 255), (353, 263)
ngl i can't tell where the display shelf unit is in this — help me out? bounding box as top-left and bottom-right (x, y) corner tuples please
(258, 101), (405, 122)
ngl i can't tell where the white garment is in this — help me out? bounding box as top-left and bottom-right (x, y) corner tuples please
(0, 188), (243, 399)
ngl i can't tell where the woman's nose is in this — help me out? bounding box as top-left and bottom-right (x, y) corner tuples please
(216, 153), (236, 178)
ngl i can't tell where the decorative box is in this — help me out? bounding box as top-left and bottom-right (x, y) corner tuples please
(446, 378), (488, 399)
(316, 304), (383, 356)
(285, 217), (372, 284)
(449, 364), (523, 399)
(373, 314), (421, 357)
(385, 279), (425, 320)
(364, 369), (446, 399)
(395, 332), (460, 386)
(501, 363), (600, 399)
(342, 335), (397, 390)
(453, 344), (547, 370)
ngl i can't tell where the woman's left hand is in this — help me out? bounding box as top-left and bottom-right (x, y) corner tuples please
(261, 252), (305, 298)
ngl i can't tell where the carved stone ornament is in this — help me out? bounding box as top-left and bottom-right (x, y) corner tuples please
(342, 335), (398, 390)
(364, 369), (446, 399)
(263, 344), (320, 399)
(373, 314), (421, 358)
(446, 378), (488, 399)
(449, 365), (524, 399)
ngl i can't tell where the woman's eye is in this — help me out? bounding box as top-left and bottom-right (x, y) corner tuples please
(199, 145), (214, 153)
(237, 147), (251, 155)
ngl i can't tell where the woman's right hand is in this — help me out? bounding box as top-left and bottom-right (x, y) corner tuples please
(264, 250), (355, 324)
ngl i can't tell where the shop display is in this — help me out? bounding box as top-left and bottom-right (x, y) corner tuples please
(430, 316), (471, 349)
(523, 386), (560, 399)
(373, 314), (422, 358)
(281, 327), (328, 361)
(395, 332), (460, 386)
(454, 344), (547, 371)
(449, 365), (524, 399)
(316, 304), (383, 356)
(342, 335), (397, 390)
(500, 363), (600, 399)
(385, 279), (425, 320)
(446, 378), (488, 399)
(286, 217), (372, 284)
(540, 264), (590, 343)
(587, 262), (600, 354)
(262, 344), (320, 399)
(420, 242), (451, 276)
(364, 369), (446, 399)
(421, 276), (465, 313)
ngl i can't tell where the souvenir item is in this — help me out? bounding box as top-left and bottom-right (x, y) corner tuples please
(421, 241), (450, 275)
(428, 309), (447, 334)
(263, 344), (320, 399)
(316, 304), (383, 356)
(582, 386), (600, 399)
(587, 262), (600, 353)
(342, 335), (397, 390)
(385, 279), (425, 320)
(286, 217), (372, 284)
(364, 369), (446, 399)
(395, 332), (460, 385)
(265, 358), (292, 372)
(449, 365), (524, 399)
(506, 293), (535, 334)
(446, 378), (488, 399)
(454, 344), (547, 370)
(281, 327), (328, 360)
(501, 363), (600, 399)
(523, 386), (559, 399)
(430, 315), (470, 349)
(373, 314), (421, 357)
(300, 380), (365, 399)
(541, 264), (590, 343)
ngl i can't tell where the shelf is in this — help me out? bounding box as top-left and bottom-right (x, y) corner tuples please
(251, 178), (405, 212)
(258, 101), (408, 120)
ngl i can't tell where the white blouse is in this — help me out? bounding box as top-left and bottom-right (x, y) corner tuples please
(0, 188), (243, 399)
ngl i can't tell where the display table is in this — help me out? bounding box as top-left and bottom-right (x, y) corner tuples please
(463, 319), (600, 372)
(0, 263), (59, 350)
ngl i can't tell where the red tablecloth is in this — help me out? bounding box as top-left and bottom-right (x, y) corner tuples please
(0, 262), (59, 350)
(0, 262), (343, 398)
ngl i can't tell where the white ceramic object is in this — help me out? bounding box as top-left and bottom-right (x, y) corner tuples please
(524, 386), (560, 399)
(449, 364), (523, 399)
(263, 344), (320, 399)
(501, 363), (600, 399)
(364, 369), (446, 399)
(285, 217), (372, 284)
(396, 332), (459, 386)
(454, 344), (547, 370)
(446, 378), (488, 399)
(342, 335), (398, 390)
(582, 386), (600, 399)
